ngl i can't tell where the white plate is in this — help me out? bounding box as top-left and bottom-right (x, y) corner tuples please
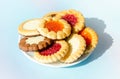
(19, 35), (92, 68)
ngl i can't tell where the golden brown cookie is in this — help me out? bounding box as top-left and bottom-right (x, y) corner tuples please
(18, 19), (41, 36)
(37, 17), (71, 39)
(60, 34), (86, 63)
(43, 12), (58, 18)
(56, 9), (85, 33)
(34, 40), (69, 63)
(19, 36), (53, 52)
(78, 27), (98, 54)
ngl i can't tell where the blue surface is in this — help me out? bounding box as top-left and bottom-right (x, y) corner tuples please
(0, 0), (120, 79)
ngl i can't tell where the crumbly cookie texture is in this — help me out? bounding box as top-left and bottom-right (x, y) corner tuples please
(56, 9), (85, 33)
(18, 19), (41, 36)
(19, 36), (53, 52)
(37, 17), (71, 40)
(34, 40), (69, 63)
(79, 27), (98, 54)
(60, 34), (86, 63)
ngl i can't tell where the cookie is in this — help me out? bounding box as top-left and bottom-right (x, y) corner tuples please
(60, 34), (86, 63)
(56, 9), (85, 33)
(43, 12), (58, 18)
(19, 36), (53, 52)
(18, 19), (41, 36)
(78, 27), (98, 54)
(34, 40), (69, 63)
(37, 17), (71, 39)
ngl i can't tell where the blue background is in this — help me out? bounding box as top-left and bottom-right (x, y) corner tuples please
(0, 0), (120, 79)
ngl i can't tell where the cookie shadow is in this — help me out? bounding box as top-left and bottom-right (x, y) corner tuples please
(67, 18), (113, 68)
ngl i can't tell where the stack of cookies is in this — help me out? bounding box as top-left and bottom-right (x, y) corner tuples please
(18, 9), (98, 64)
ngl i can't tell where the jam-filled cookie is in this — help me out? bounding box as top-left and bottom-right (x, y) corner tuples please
(56, 9), (85, 33)
(60, 34), (86, 63)
(19, 36), (53, 52)
(34, 40), (69, 63)
(79, 27), (98, 54)
(18, 19), (41, 36)
(37, 17), (71, 39)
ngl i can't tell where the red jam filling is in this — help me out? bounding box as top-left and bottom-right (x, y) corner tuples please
(45, 21), (64, 32)
(39, 43), (61, 56)
(62, 14), (77, 26)
(78, 29), (92, 46)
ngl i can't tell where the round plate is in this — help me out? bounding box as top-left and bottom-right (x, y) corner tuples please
(19, 35), (92, 67)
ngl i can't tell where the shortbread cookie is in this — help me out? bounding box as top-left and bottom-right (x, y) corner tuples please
(79, 27), (98, 54)
(56, 9), (85, 33)
(34, 40), (69, 63)
(43, 12), (58, 18)
(37, 17), (71, 39)
(18, 19), (41, 36)
(19, 36), (53, 52)
(60, 34), (86, 63)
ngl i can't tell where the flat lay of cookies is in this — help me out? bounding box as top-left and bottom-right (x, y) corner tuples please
(18, 9), (98, 66)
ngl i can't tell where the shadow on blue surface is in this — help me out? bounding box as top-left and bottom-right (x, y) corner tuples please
(67, 18), (113, 68)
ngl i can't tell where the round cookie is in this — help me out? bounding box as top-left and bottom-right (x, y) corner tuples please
(34, 40), (69, 63)
(43, 12), (58, 18)
(56, 9), (85, 33)
(37, 17), (71, 40)
(18, 19), (41, 36)
(78, 27), (98, 54)
(19, 36), (53, 52)
(60, 34), (86, 63)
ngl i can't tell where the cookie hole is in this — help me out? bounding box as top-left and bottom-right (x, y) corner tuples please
(78, 29), (92, 46)
(39, 43), (61, 56)
(62, 14), (77, 26)
(45, 21), (64, 32)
